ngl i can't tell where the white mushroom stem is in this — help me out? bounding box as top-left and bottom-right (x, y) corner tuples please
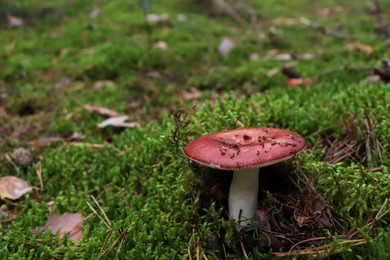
(228, 168), (259, 226)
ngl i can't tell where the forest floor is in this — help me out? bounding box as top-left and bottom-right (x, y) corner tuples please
(1, 0), (390, 258)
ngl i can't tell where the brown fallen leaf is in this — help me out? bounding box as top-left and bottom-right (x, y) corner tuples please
(181, 88), (202, 100)
(153, 41), (168, 50)
(362, 75), (382, 85)
(146, 13), (169, 23)
(264, 49), (278, 59)
(275, 53), (295, 61)
(97, 115), (140, 128)
(0, 176), (34, 200)
(345, 42), (373, 54)
(93, 80), (116, 90)
(286, 78), (314, 88)
(36, 213), (83, 243)
(249, 52), (259, 61)
(218, 37), (235, 56)
(68, 132), (85, 141)
(266, 67), (280, 77)
(84, 104), (120, 117)
(7, 16), (24, 28)
(89, 6), (101, 18)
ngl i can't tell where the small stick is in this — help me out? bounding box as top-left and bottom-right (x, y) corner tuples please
(120, 189), (131, 210)
(215, 0), (250, 28)
(299, 17), (356, 41)
(370, 0), (390, 38)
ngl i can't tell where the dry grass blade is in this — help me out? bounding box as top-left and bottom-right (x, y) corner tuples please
(86, 195), (124, 258)
(214, 0), (250, 27)
(114, 230), (126, 259)
(196, 236), (200, 260)
(36, 161), (44, 191)
(97, 228), (127, 259)
(321, 113), (360, 164)
(364, 107), (383, 165)
(4, 153), (18, 169)
(347, 198), (389, 238)
(86, 201), (110, 230)
(273, 239), (367, 257)
(289, 236), (327, 251)
(99, 229), (113, 256)
(187, 241), (192, 260)
(91, 195), (111, 228)
(240, 241), (248, 259)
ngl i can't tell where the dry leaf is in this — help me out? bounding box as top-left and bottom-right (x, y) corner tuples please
(84, 104), (120, 117)
(89, 6), (101, 18)
(93, 80), (115, 90)
(146, 13), (169, 23)
(7, 16), (24, 28)
(346, 42), (373, 54)
(266, 67), (280, 77)
(275, 53), (294, 61)
(176, 14), (187, 22)
(37, 213), (83, 243)
(97, 115), (140, 128)
(144, 70), (160, 79)
(182, 88), (201, 100)
(362, 75), (381, 85)
(264, 49), (278, 59)
(287, 78), (314, 88)
(0, 176), (34, 200)
(249, 52), (259, 61)
(218, 37), (235, 56)
(68, 132), (85, 141)
(299, 53), (315, 60)
(153, 41), (168, 50)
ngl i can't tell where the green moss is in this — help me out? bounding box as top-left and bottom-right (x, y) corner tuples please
(1, 0), (390, 258)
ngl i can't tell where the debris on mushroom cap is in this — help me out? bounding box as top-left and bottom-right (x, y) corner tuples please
(183, 128), (307, 170)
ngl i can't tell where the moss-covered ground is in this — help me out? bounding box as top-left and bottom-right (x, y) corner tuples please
(1, 0), (390, 258)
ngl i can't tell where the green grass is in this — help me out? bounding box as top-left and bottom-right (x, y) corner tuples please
(1, 0), (390, 258)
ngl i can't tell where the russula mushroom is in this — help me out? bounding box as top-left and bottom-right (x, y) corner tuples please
(184, 128), (307, 226)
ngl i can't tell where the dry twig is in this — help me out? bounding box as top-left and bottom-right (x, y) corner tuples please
(299, 17), (356, 41)
(370, 0), (390, 39)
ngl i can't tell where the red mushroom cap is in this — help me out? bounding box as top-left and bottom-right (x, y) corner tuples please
(184, 128), (307, 170)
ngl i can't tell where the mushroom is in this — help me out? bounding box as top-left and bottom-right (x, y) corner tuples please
(184, 128), (307, 226)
